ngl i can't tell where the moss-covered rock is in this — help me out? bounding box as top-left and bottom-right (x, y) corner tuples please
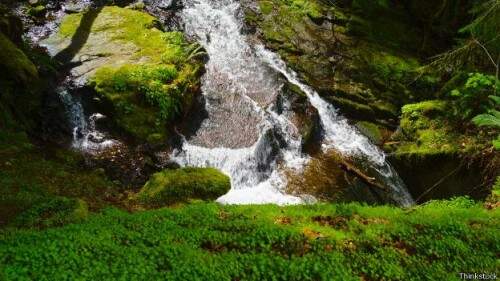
(355, 121), (383, 145)
(27, 5), (46, 17)
(136, 167), (231, 207)
(245, 0), (440, 127)
(0, 10), (41, 132)
(42, 6), (204, 142)
(0, 32), (38, 84)
(386, 100), (485, 156)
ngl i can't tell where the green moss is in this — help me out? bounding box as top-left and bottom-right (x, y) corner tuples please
(27, 5), (46, 17)
(0, 129), (119, 226)
(136, 168), (231, 207)
(0, 198), (498, 280)
(92, 64), (182, 141)
(259, 0), (274, 15)
(401, 100), (448, 115)
(367, 51), (419, 84)
(11, 197), (88, 229)
(392, 100), (485, 156)
(328, 96), (376, 120)
(356, 121), (383, 144)
(0, 32), (38, 83)
(260, 0), (323, 19)
(57, 6), (177, 64)
(56, 7), (204, 142)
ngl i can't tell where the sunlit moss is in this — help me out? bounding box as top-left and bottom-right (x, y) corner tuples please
(136, 168), (231, 207)
(57, 7), (204, 142)
(0, 198), (498, 280)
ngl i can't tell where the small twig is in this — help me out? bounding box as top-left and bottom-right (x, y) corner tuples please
(415, 163), (463, 203)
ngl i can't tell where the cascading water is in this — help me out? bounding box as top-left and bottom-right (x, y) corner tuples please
(256, 47), (415, 206)
(172, 0), (308, 204)
(172, 0), (414, 206)
(58, 86), (118, 152)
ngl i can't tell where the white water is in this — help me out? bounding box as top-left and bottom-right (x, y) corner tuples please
(256, 47), (415, 206)
(58, 87), (118, 152)
(172, 0), (308, 204)
(172, 0), (414, 206)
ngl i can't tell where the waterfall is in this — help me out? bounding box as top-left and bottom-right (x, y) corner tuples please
(172, 0), (414, 206)
(256, 47), (415, 207)
(171, 0), (308, 204)
(58, 87), (118, 152)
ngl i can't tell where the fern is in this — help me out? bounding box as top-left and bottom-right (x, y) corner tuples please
(472, 110), (500, 127)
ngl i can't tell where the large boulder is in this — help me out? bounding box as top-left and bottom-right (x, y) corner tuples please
(42, 6), (205, 143)
(136, 167), (231, 207)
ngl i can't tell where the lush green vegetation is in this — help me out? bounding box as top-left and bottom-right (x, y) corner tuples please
(136, 168), (231, 207)
(0, 129), (119, 227)
(0, 198), (498, 280)
(0, 0), (499, 280)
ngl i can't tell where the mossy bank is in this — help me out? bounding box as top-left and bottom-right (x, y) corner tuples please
(1, 199), (498, 280)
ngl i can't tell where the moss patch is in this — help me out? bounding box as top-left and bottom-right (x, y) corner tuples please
(136, 168), (231, 207)
(45, 7), (204, 142)
(0, 32), (38, 83)
(356, 121), (383, 145)
(0, 198), (498, 280)
(0, 129), (119, 227)
(388, 100), (485, 156)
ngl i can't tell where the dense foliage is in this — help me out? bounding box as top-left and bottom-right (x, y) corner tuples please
(0, 0), (499, 280)
(0, 199), (498, 280)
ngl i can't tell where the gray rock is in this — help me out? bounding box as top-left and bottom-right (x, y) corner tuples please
(64, 1), (90, 14)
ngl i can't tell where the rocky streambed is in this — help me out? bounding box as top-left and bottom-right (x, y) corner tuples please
(4, 0), (496, 206)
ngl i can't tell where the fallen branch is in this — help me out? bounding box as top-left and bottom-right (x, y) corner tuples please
(338, 158), (388, 192)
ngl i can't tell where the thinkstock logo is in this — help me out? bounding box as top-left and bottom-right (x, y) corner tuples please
(459, 272), (497, 280)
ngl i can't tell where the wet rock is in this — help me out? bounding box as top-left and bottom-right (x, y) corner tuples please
(154, 0), (180, 10)
(281, 82), (322, 154)
(63, 1), (89, 14)
(285, 150), (380, 204)
(244, 0), (441, 128)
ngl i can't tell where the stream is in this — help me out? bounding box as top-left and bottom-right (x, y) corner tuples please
(27, 0), (414, 206)
(171, 0), (414, 206)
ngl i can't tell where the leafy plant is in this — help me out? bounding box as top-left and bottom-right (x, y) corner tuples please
(472, 95), (500, 149)
(449, 72), (499, 120)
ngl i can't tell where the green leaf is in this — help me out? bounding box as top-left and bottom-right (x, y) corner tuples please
(493, 137), (500, 150)
(489, 95), (500, 105)
(472, 111), (500, 128)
